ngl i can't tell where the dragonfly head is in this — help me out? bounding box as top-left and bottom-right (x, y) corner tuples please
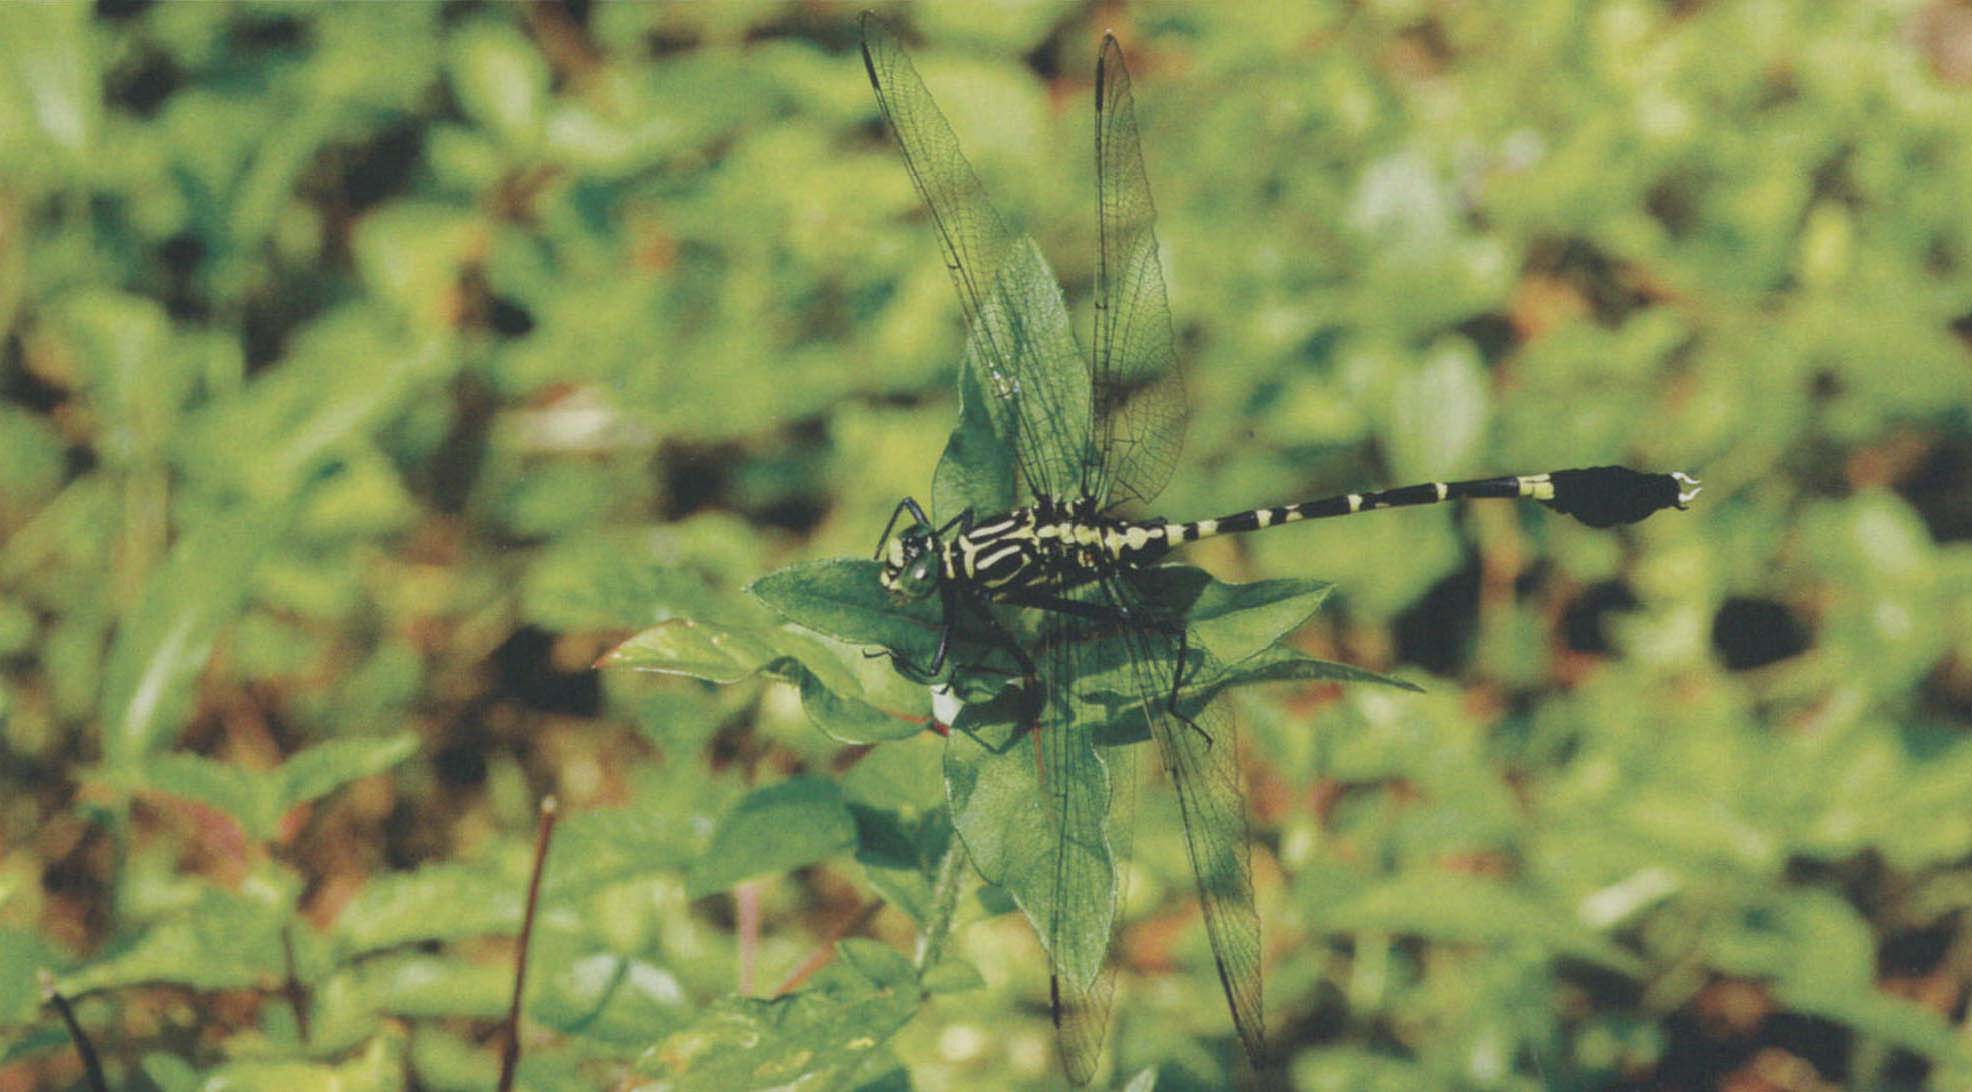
(879, 522), (944, 599)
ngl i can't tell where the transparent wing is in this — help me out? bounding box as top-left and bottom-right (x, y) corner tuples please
(1091, 33), (1187, 510)
(862, 14), (1092, 503)
(1039, 584), (1138, 1084)
(939, 578), (1136, 1086)
(1101, 571), (1266, 1067)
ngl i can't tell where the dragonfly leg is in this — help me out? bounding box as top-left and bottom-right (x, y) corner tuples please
(936, 507), (975, 537)
(876, 584), (956, 683)
(954, 593), (1039, 709)
(872, 496), (933, 558)
(1000, 588), (1214, 745)
(1164, 623), (1214, 748)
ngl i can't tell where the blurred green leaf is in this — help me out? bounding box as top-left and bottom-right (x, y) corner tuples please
(100, 498), (301, 765)
(448, 22), (549, 149)
(1321, 871), (1643, 976)
(542, 807), (700, 899)
(686, 777), (858, 897)
(183, 1029), (407, 1092)
(919, 956), (984, 995)
(276, 733), (418, 816)
(109, 753), (262, 837)
(529, 949), (690, 1046)
(354, 954), (509, 1020)
(0, 929), (63, 1026)
(61, 886), (287, 995)
(0, 3), (99, 155)
(332, 865), (521, 955)
(1386, 336), (1489, 482)
(106, 734), (415, 843)
(1, 1027), (70, 1067)
(633, 939), (919, 1090)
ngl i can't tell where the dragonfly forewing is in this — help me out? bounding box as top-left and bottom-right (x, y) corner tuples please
(1092, 33), (1187, 511)
(861, 14), (1093, 505)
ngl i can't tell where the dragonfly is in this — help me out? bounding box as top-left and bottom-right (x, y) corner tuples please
(860, 14), (1697, 1083)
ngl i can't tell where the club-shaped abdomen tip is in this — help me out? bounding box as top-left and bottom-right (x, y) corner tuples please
(1542, 465), (1700, 528)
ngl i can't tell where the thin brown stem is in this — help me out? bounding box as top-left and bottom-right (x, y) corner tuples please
(40, 970), (108, 1092)
(281, 924), (311, 1043)
(736, 880), (762, 997)
(772, 900), (885, 997)
(498, 795), (561, 1092)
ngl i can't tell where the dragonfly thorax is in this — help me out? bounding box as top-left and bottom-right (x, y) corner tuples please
(938, 495), (1177, 597)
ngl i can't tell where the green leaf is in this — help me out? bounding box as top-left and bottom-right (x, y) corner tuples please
(0, 929), (63, 1025)
(1, 1027), (70, 1067)
(600, 618), (778, 683)
(1130, 566), (1334, 666)
(332, 865), (521, 955)
(1082, 644), (1418, 746)
(634, 939), (919, 1090)
(528, 949), (690, 1047)
(0, 3), (98, 154)
(100, 500), (301, 764)
(1779, 981), (1972, 1073)
(542, 808), (700, 899)
(1386, 336), (1489, 482)
(354, 954), (510, 1019)
(919, 956), (985, 995)
(778, 656), (926, 744)
(851, 805), (952, 924)
(184, 1029), (406, 1092)
(53, 290), (186, 466)
(601, 577), (929, 741)
(932, 335), (1017, 525)
(106, 734), (417, 843)
(61, 886), (287, 995)
(0, 406), (66, 516)
(749, 559), (946, 666)
(107, 753), (268, 839)
(448, 21), (549, 147)
(1705, 890), (1874, 993)
(840, 733), (947, 813)
(1320, 871), (1642, 976)
(276, 733), (419, 816)
(944, 691), (1119, 993)
(523, 543), (750, 632)
(686, 778), (858, 897)
(177, 313), (457, 497)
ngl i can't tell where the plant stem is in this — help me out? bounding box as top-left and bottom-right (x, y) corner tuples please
(281, 924), (311, 1043)
(735, 879), (761, 996)
(40, 970), (108, 1092)
(913, 834), (965, 974)
(499, 795), (560, 1092)
(772, 900), (884, 996)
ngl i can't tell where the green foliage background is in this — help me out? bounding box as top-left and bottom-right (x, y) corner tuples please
(3, 1), (1972, 1089)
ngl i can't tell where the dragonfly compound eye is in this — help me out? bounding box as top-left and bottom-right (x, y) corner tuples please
(893, 553), (940, 598)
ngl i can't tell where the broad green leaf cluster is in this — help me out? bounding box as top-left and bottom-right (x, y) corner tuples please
(1, 3), (1970, 1090)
